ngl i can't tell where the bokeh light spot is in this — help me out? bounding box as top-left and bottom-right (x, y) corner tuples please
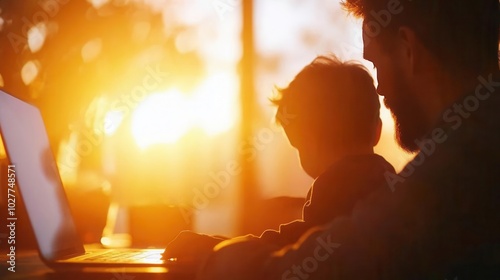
(87, 0), (111, 9)
(81, 38), (103, 63)
(27, 23), (47, 53)
(21, 60), (40, 85)
(132, 21), (151, 43)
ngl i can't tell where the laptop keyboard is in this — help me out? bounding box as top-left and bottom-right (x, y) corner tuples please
(76, 249), (163, 263)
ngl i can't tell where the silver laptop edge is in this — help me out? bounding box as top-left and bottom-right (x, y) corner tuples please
(0, 90), (169, 269)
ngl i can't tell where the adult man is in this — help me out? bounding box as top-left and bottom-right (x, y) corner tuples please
(195, 0), (500, 279)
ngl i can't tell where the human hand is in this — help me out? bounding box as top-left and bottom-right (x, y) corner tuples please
(162, 231), (224, 262)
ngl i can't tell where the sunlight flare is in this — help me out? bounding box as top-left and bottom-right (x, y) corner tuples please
(129, 73), (238, 149)
(131, 89), (191, 148)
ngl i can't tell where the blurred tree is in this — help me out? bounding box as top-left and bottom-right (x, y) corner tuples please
(0, 0), (204, 148)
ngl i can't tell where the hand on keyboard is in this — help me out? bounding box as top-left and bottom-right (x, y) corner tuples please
(162, 231), (225, 263)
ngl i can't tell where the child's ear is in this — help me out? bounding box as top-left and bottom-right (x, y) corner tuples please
(372, 118), (382, 147)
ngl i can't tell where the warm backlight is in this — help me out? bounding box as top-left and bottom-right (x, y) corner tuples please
(0, 135), (5, 159)
(128, 73), (238, 149)
(131, 89), (191, 149)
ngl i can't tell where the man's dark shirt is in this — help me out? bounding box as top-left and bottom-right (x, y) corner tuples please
(384, 77), (500, 279)
(260, 154), (395, 247)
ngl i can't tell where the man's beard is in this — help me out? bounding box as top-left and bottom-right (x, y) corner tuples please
(384, 88), (429, 153)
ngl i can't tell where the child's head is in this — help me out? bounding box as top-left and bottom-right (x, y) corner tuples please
(272, 55), (381, 177)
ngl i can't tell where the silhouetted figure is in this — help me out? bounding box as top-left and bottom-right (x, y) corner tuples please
(163, 55), (394, 267)
(261, 55), (394, 247)
(197, 1), (500, 279)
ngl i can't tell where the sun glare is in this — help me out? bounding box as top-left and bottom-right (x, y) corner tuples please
(192, 73), (238, 136)
(128, 73), (238, 149)
(104, 109), (125, 136)
(131, 89), (191, 149)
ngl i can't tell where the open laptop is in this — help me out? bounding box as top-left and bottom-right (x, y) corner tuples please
(0, 90), (180, 270)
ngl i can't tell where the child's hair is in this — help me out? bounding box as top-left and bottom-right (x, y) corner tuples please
(271, 54), (380, 147)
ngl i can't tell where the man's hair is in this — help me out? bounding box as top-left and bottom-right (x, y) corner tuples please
(272, 55), (380, 147)
(342, 0), (499, 77)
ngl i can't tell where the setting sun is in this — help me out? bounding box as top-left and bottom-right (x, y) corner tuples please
(128, 73), (239, 149)
(131, 89), (191, 149)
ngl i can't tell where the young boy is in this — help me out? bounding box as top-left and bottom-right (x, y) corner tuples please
(259, 54), (394, 246)
(163, 55), (394, 260)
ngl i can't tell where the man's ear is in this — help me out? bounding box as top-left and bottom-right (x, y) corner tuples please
(397, 26), (423, 75)
(372, 117), (382, 147)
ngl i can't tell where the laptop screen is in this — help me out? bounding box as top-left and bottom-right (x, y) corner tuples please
(0, 91), (84, 261)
